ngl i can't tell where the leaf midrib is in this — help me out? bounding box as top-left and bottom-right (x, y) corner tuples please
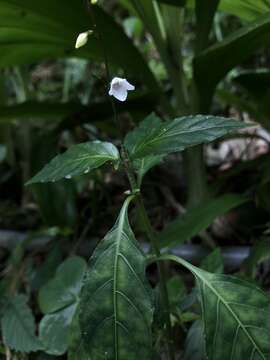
(113, 201), (129, 360)
(158, 255), (267, 360)
(133, 122), (240, 156)
(198, 276), (265, 359)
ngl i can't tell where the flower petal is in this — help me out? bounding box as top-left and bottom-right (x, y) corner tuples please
(123, 79), (135, 91)
(109, 77), (135, 102)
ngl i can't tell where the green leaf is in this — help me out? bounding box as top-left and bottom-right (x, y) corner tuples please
(188, 0), (270, 22)
(183, 320), (205, 360)
(244, 239), (270, 278)
(39, 256), (87, 314)
(200, 248), (224, 274)
(218, 0), (270, 21)
(38, 256), (87, 355)
(1, 295), (42, 353)
(133, 154), (164, 186)
(194, 12), (270, 111)
(159, 194), (247, 248)
(26, 141), (119, 185)
(0, 2), (157, 91)
(79, 196), (154, 359)
(160, 254), (270, 360)
(125, 113), (245, 160)
(167, 276), (187, 309)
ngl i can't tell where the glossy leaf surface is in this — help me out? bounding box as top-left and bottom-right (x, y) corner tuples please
(125, 113), (245, 160)
(1, 295), (42, 353)
(27, 141), (119, 185)
(79, 197), (154, 360)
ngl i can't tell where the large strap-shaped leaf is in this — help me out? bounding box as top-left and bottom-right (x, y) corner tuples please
(187, 0), (270, 21)
(79, 197), (154, 360)
(0, 1), (157, 90)
(219, 0), (270, 21)
(124, 113), (245, 159)
(26, 141), (119, 185)
(193, 12), (270, 112)
(159, 254), (270, 360)
(159, 194), (247, 248)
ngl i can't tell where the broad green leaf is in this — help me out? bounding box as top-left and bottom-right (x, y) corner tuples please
(200, 248), (224, 274)
(167, 275), (187, 309)
(39, 307), (77, 356)
(159, 194), (247, 248)
(194, 12), (270, 111)
(159, 254), (270, 360)
(26, 141), (119, 185)
(125, 113), (245, 160)
(188, 0), (270, 21)
(1, 295), (42, 353)
(67, 309), (88, 360)
(219, 0), (270, 21)
(0, 1), (157, 91)
(183, 320), (205, 360)
(244, 239), (270, 278)
(79, 196), (154, 359)
(38, 256), (87, 355)
(133, 154), (164, 186)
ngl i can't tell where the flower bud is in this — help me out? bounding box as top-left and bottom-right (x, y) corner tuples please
(75, 30), (93, 49)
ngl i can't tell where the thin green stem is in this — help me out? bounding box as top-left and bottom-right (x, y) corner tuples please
(121, 149), (175, 360)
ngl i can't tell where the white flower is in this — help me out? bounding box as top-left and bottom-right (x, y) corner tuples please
(75, 30), (93, 49)
(109, 77), (135, 102)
